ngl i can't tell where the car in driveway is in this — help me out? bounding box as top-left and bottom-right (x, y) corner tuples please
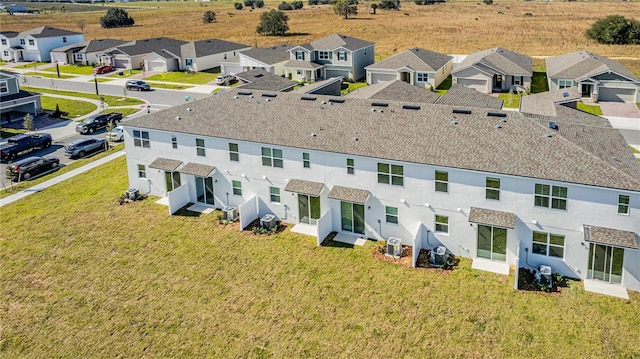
(76, 113), (122, 134)
(125, 80), (151, 91)
(215, 74), (235, 85)
(5, 155), (60, 181)
(94, 65), (114, 74)
(106, 126), (124, 142)
(64, 138), (107, 158)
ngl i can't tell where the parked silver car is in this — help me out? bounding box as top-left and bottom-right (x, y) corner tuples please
(64, 138), (107, 158)
(106, 126), (124, 142)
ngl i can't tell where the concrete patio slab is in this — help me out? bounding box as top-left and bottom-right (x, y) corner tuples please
(584, 279), (629, 300)
(472, 257), (510, 275)
(291, 223), (317, 237)
(333, 232), (367, 246)
(187, 203), (214, 214)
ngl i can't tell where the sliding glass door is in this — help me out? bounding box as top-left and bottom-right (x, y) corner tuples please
(298, 194), (320, 225)
(195, 176), (214, 205)
(588, 243), (624, 284)
(477, 225), (507, 262)
(341, 201), (365, 235)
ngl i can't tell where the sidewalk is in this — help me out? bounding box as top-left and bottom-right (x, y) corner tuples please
(0, 150), (125, 207)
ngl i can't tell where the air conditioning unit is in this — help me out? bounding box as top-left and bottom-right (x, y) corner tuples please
(537, 265), (553, 289)
(223, 206), (238, 222)
(125, 188), (139, 200)
(386, 237), (402, 258)
(430, 246), (449, 268)
(260, 214), (277, 229)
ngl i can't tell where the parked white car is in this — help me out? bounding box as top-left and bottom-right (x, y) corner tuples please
(215, 74), (235, 86)
(106, 126), (124, 142)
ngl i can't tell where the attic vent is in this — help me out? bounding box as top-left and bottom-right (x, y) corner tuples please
(545, 133), (552, 138)
(187, 108), (192, 112)
(261, 93), (277, 98)
(548, 121), (558, 130)
(402, 104), (421, 110)
(495, 124), (502, 129)
(254, 73), (264, 78)
(453, 109), (472, 114)
(487, 112), (506, 118)
(238, 91), (253, 96)
(371, 102), (389, 107)
(301, 96), (317, 101)
(451, 120), (458, 125)
(176, 116), (181, 120)
(562, 92), (569, 98)
(329, 98), (345, 104)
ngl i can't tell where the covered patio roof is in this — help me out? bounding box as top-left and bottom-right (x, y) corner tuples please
(583, 225), (638, 250)
(327, 185), (370, 204)
(468, 207), (515, 229)
(284, 179), (324, 197)
(148, 157), (182, 172)
(179, 162), (215, 177)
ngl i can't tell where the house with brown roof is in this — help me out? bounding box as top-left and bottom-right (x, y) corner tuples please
(451, 47), (532, 94)
(364, 47), (453, 90)
(121, 89), (640, 298)
(546, 51), (640, 103)
(0, 26), (84, 62)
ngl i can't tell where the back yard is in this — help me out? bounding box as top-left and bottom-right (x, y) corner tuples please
(1, 157), (639, 357)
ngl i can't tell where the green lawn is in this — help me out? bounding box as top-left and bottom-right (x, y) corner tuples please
(108, 69), (141, 78)
(15, 61), (49, 69)
(40, 96), (97, 118)
(577, 101), (603, 116)
(434, 74), (453, 96)
(498, 93), (521, 109)
(21, 86), (145, 107)
(93, 78), (115, 83)
(145, 70), (219, 85)
(145, 81), (192, 90)
(341, 82), (367, 95)
(41, 64), (95, 75)
(100, 108), (142, 117)
(0, 128), (26, 139)
(630, 146), (639, 154)
(23, 71), (75, 79)
(531, 71), (548, 94)
(1, 157), (639, 357)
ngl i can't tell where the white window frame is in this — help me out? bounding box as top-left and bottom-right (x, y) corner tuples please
(137, 164), (146, 178)
(318, 51), (330, 60)
(435, 170), (448, 193)
(261, 147), (283, 168)
(435, 215), (449, 234)
(486, 177), (500, 200)
(196, 138), (205, 156)
(346, 158), (354, 174)
(337, 51), (346, 61)
(1, 39), (6, 45)
(0, 81), (7, 93)
(232, 180), (242, 196)
(171, 135), (177, 149)
(534, 184), (567, 210)
(269, 186), (280, 203)
(532, 231), (565, 258)
(296, 51), (304, 60)
(385, 206), (398, 224)
(618, 194), (629, 215)
(377, 162), (403, 186)
(513, 76), (522, 85)
(416, 72), (429, 82)
(558, 79), (573, 89)
(28, 39), (34, 46)
(302, 152), (310, 168)
(229, 143), (239, 162)
(133, 130), (150, 148)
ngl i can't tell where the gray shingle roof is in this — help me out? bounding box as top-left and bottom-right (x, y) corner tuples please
(83, 39), (129, 53)
(292, 77), (344, 95)
(435, 84), (504, 109)
(149, 157), (182, 171)
(345, 80), (441, 103)
(284, 60), (324, 70)
(468, 207), (515, 229)
(309, 34), (374, 51)
(0, 31), (19, 38)
(328, 185), (370, 204)
(546, 51), (640, 82)
(584, 224), (638, 250)
(112, 37), (187, 57)
(18, 26), (82, 38)
(179, 162), (215, 177)
(452, 47), (532, 76)
(240, 44), (293, 65)
(125, 89), (640, 192)
(235, 69), (297, 92)
(366, 47), (452, 72)
(284, 179), (325, 196)
(520, 87), (581, 117)
(180, 39), (250, 58)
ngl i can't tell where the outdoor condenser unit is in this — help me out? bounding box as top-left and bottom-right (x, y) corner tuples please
(260, 214), (277, 229)
(538, 265), (553, 289)
(386, 237), (402, 258)
(223, 206), (238, 222)
(430, 246), (449, 268)
(125, 188), (139, 200)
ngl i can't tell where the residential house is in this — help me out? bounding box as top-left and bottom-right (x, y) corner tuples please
(0, 70), (42, 124)
(519, 86), (581, 117)
(122, 89), (640, 297)
(365, 47), (453, 89)
(0, 26), (84, 62)
(50, 39), (128, 66)
(231, 44), (293, 77)
(546, 51), (640, 103)
(284, 34), (375, 82)
(234, 69), (297, 92)
(451, 47), (532, 94)
(434, 84), (504, 110)
(345, 80), (441, 103)
(291, 77), (344, 96)
(100, 37), (186, 71)
(179, 39), (251, 72)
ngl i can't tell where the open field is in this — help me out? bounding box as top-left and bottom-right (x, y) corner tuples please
(2, 1), (639, 67)
(1, 156), (639, 357)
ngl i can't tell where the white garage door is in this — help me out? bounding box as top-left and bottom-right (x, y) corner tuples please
(598, 87), (637, 103)
(147, 61), (166, 72)
(113, 58), (129, 69)
(370, 72), (396, 84)
(457, 78), (488, 93)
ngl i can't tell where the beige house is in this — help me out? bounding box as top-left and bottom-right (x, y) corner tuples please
(452, 48), (532, 94)
(365, 48), (453, 90)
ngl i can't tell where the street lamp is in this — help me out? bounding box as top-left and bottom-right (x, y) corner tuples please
(94, 74), (99, 96)
(55, 60), (60, 78)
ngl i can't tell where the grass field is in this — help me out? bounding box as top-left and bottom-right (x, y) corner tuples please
(577, 101), (603, 116)
(41, 64), (95, 75)
(145, 69), (219, 84)
(40, 95), (96, 118)
(21, 86), (145, 107)
(1, 157), (639, 357)
(499, 92), (521, 109)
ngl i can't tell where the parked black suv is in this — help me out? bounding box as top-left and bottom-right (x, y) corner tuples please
(5, 155), (60, 181)
(125, 80), (151, 91)
(75, 112), (122, 134)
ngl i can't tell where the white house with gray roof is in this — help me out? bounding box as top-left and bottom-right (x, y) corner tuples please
(365, 47), (453, 90)
(0, 26), (84, 62)
(452, 47), (532, 94)
(99, 37), (186, 71)
(232, 44), (294, 77)
(284, 34), (374, 82)
(179, 39), (251, 72)
(546, 51), (640, 103)
(121, 89), (640, 297)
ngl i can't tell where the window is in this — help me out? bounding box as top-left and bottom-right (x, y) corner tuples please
(0, 81), (7, 93)
(385, 206), (398, 224)
(133, 130), (150, 148)
(185, 58), (193, 66)
(196, 138), (205, 156)
(270, 187), (280, 203)
(532, 232), (565, 258)
(486, 177), (500, 200)
(171, 135), (177, 149)
(435, 215), (449, 233)
(618, 195), (630, 215)
(296, 51), (304, 60)
(232, 180), (242, 195)
(74, 53), (83, 61)
(296, 70), (302, 76)
(416, 73), (429, 82)
(3, 51), (8, 57)
(534, 184), (567, 210)
(377, 163), (403, 186)
(261, 147), (283, 168)
(28, 39), (34, 46)
(1, 39), (6, 45)
(558, 79), (572, 89)
(137, 164), (146, 178)
(435, 170), (448, 193)
(347, 158), (354, 174)
(62, 37), (67, 43)
(513, 76), (522, 85)
(20, 39), (25, 45)
(338, 51), (346, 61)
(229, 143), (239, 161)
(318, 51), (330, 60)
(302, 152), (310, 168)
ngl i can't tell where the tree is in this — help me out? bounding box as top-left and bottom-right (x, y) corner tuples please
(255, 0), (265, 7)
(100, 8), (134, 28)
(23, 113), (34, 133)
(256, 9), (289, 36)
(309, 0), (319, 4)
(77, 20), (85, 32)
(586, 15), (640, 45)
(371, 3), (377, 14)
(202, 10), (216, 23)
(234, 2), (243, 10)
(292, 1), (304, 9)
(378, 0), (399, 9)
(483, 0), (493, 4)
(334, 0), (357, 19)
(278, 2), (294, 10)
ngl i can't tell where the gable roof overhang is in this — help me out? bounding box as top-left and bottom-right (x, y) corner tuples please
(468, 207), (515, 229)
(327, 185), (370, 204)
(583, 224), (638, 250)
(149, 157), (183, 172)
(576, 70), (640, 84)
(179, 162), (216, 177)
(284, 179), (325, 197)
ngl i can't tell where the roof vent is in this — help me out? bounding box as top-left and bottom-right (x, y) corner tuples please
(254, 73), (263, 78)
(234, 95), (239, 99)
(353, 137), (359, 142)
(453, 109), (472, 114)
(262, 93), (277, 98)
(402, 104), (421, 110)
(265, 98), (271, 102)
(311, 132), (317, 137)
(500, 118), (507, 123)
(301, 96), (317, 101)
(176, 116), (181, 120)
(371, 102), (389, 107)
(451, 120), (458, 125)
(238, 91), (253, 96)
(187, 107), (192, 112)
(562, 92), (569, 97)
(370, 108), (376, 112)
(548, 121), (558, 130)
(495, 124), (502, 129)
(545, 132), (552, 138)
(321, 101), (326, 105)
(487, 112), (506, 118)
(329, 98), (345, 104)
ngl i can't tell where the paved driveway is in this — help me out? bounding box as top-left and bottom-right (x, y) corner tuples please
(598, 102), (640, 119)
